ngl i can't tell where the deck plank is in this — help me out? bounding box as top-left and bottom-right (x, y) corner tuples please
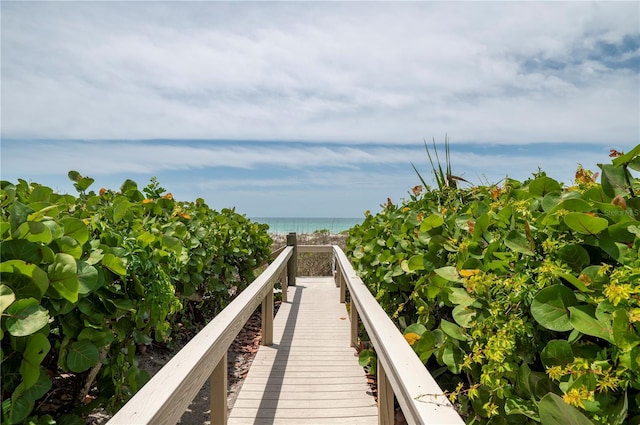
(227, 277), (378, 425)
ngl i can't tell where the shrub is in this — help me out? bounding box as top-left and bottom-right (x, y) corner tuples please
(347, 146), (640, 424)
(1, 172), (271, 424)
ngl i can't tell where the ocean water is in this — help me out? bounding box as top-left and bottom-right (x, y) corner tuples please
(251, 217), (363, 235)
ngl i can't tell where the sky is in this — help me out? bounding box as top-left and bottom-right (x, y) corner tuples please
(1, 1), (639, 218)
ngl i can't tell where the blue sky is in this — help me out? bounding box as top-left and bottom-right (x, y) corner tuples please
(1, 2), (638, 217)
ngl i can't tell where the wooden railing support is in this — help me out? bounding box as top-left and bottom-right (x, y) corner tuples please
(333, 247), (464, 425)
(280, 268), (288, 303)
(286, 232), (297, 286)
(350, 297), (358, 348)
(261, 285), (273, 346)
(339, 270), (346, 304)
(210, 352), (227, 425)
(377, 359), (394, 425)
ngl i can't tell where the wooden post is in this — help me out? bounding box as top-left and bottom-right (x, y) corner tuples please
(339, 271), (346, 304)
(350, 298), (358, 348)
(331, 253), (336, 280)
(334, 262), (341, 288)
(210, 352), (227, 425)
(377, 359), (394, 425)
(280, 268), (288, 303)
(286, 232), (297, 286)
(262, 287), (273, 346)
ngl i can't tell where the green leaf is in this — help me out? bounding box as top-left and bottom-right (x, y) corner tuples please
(542, 191), (563, 212)
(66, 340), (99, 373)
(599, 164), (627, 198)
(564, 213), (609, 235)
(531, 285), (578, 331)
(505, 397), (540, 421)
(472, 213), (489, 241)
(529, 176), (562, 197)
(515, 363), (532, 398)
(557, 272), (592, 293)
(60, 217), (89, 245)
(612, 309), (640, 351)
(412, 331), (437, 363)
(604, 390), (628, 425)
(48, 253), (79, 303)
(442, 343), (463, 374)
(404, 323), (427, 336)
(28, 185), (53, 204)
(447, 287), (475, 306)
(440, 319), (467, 341)
(19, 333), (51, 389)
(541, 340), (574, 368)
(86, 247), (105, 266)
(102, 253), (127, 276)
(5, 298), (49, 337)
(162, 235), (182, 254)
(568, 306), (614, 343)
(434, 266), (461, 283)
(357, 349), (376, 374)
(77, 261), (99, 295)
(68, 170), (82, 182)
(22, 368), (52, 401)
(131, 330), (152, 345)
(7, 396), (34, 425)
(505, 230), (534, 256)
(551, 198), (593, 214)
(55, 236), (83, 259)
(1, 239), (42, 264)
(111, 298), (136, 312)
(137, 231), (156, 247)
(9, 201), (34, 233)
(407, 254), (425, 271)
(28, 205), (61, 223)
(112, 197), (131, 223)
(79, 328), (115, 348)
(538, 393), (594, 425)
(452, 304), (476, 328)
(420, 214), (444, 232)
(73, 175), (94, 192)
(15, 221), (53, 244)
(0, 260), (49, 298)
(41, 219), (64, 239)
(557, 244), (590, 273)
(612, 144), (640, 168)
(0, 284), (16, 314)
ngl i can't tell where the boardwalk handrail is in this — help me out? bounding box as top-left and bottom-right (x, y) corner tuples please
(333, 246), (464, 425)
(106, 238), (463, 424)
(107, 247), (294, 425)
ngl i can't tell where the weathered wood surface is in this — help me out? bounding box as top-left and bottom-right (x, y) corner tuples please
(333, 247), (465, 425)
(227, 277), (377, 425)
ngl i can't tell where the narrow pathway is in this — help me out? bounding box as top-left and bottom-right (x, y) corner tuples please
(228, 277), (378, 425)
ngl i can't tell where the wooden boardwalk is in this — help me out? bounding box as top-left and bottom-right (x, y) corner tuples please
(227, 277), (378, 425)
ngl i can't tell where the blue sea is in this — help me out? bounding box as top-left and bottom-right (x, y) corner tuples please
(251, 217), (363, 235)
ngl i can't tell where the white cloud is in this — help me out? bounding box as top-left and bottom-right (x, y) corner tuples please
(0, 141), (419, 176)
(1, 2), (638, 143)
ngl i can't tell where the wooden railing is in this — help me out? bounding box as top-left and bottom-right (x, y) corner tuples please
(331, 245), (464, 425)
(108, 234), (464, 425)
(107, 246), (294, 425)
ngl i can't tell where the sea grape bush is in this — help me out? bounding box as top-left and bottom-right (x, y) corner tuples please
(347, 146), (640, 424)
(0, 172), (272, 424)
